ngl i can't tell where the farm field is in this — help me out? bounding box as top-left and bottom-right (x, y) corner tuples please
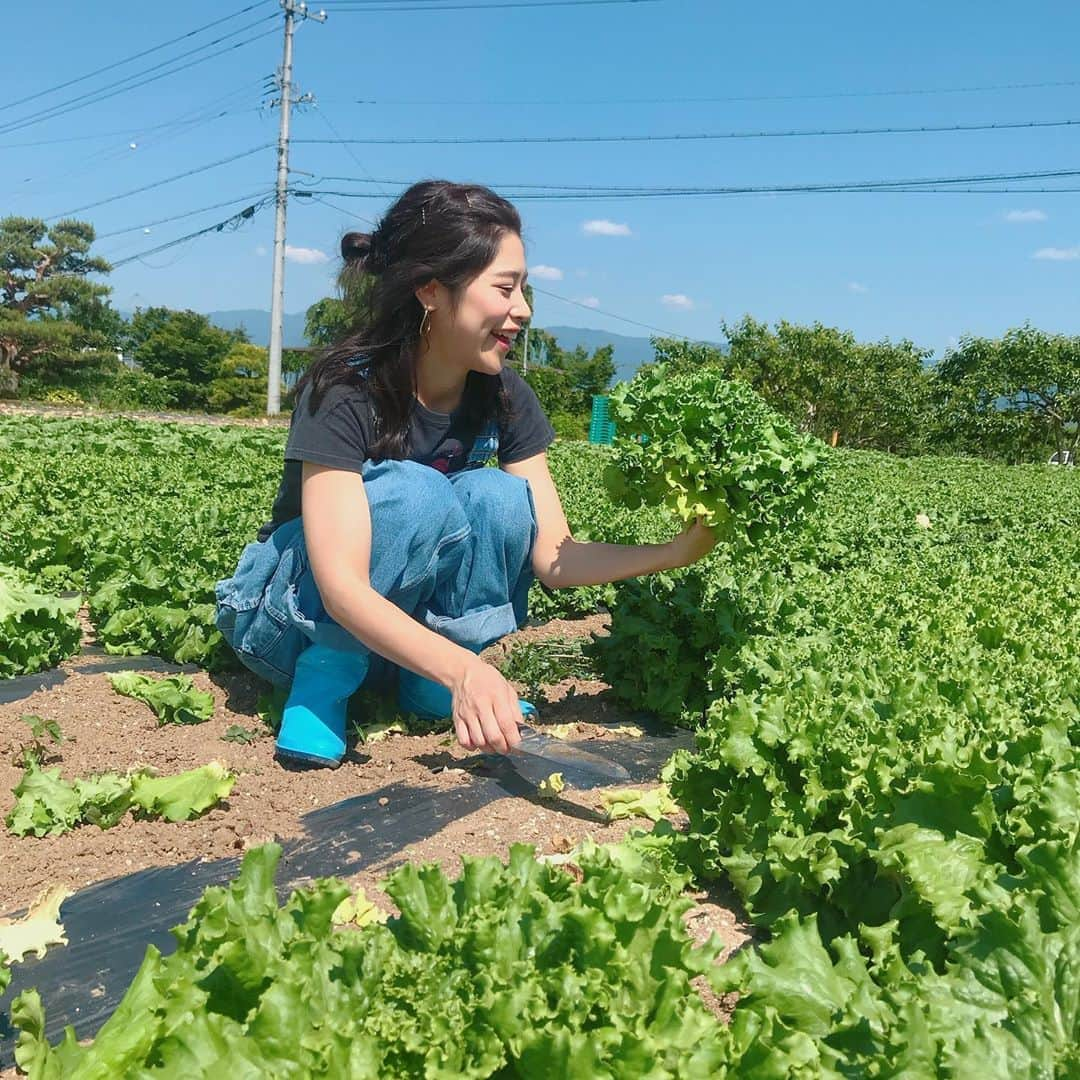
(1, 383), (1079, 1075)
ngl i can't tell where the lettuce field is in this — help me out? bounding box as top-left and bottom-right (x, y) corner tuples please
(1, 365), (1079, 1077)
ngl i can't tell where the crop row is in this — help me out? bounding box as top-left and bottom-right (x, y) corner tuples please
(594, 379), (1080, 1072)
(0, 416), (659, 676)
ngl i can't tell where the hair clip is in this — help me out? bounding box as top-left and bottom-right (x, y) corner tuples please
(421, 206), (427, 226)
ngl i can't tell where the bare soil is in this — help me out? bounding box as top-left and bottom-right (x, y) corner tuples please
(0, 612), (748, 919)
(0, 612), (751, 1069)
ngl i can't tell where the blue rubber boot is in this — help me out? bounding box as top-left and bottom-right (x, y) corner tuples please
(398, 666), (536, 723)
(276, 644), (369, 768)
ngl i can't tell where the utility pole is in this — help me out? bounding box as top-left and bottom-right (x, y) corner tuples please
(267, 0), (326, 415)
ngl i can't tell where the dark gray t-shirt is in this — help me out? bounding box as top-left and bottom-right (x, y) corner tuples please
(258, 365), (555, 540)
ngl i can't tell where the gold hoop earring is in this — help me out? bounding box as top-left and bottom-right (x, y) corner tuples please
(418, 306), (432, 340)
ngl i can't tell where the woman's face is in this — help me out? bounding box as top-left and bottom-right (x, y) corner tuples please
(423, 231), (532, 376)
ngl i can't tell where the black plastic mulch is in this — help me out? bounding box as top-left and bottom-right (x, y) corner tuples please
(0, 724), (693, 1067)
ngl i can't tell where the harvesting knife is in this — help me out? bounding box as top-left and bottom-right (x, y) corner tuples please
(504, 722), (631, 789)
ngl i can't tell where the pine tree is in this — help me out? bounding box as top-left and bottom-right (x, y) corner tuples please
(0, 216), (116, 396)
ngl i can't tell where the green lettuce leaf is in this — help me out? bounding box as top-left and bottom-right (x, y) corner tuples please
(128, 762), (235, 821)
(0, 566), (81, 678)
(106, 670), (215, 725)
(73, 772), (136, 829)
(13, 840), (731, 1076)
(5, 753), (82, 837)
(6, 757), (232, 836)
(604, 363), (824, 545)
(601, 785), (679, 822)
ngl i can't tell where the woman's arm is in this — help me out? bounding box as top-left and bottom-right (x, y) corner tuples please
(300, 462), (522, 753)
(502, 452), (716, 588)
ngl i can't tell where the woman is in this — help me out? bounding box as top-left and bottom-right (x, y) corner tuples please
(215, 180), (715, 768)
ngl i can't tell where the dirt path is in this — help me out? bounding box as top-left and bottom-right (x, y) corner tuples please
(1, 616), (629, 910)
(1, 616), (752, 1070)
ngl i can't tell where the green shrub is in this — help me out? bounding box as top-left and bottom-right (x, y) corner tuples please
(95, 368), (178, 411)
(549, 410), (588, 441)
(207, 343), (274, 416)
(18, 366), (178, 412)
(42, 387), (83, 406)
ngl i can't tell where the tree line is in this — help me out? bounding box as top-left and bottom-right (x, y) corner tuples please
(651, 319), (1079, 464)
(1, 213), (1076, 463)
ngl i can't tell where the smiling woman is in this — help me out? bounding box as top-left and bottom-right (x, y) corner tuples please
(305, 181), (531, 459)
(214, 179), (716, 773)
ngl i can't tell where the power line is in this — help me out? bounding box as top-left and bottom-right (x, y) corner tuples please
(297, 168), (1080, 195)
(530, 285), (685, 339)
(0, 19), (278, 137)
(859, 186), (1080, 194)
(97, 190), (276, 239)
(310, 103), (381, 185)
(299, 193), (379, 225)
(340, 76), (1080, 107)
(321, 0), (659, 9)
(1, 77), (266, 153)
(0, 19), (280, 137)
(0, 1), (274, 112)
(297, 165), (1080, 201)
(109, 199), (272, 270)
(0, 107), (259, 150)
(293, 115), (1080, 147)
(301, 184), (1080, 200)
(0, 80), (269, 209)
(502, 185), (1080, 199)
(46, 144), (274, 220)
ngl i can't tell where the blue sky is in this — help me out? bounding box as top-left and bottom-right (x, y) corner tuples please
(5, 0), (1080, 359)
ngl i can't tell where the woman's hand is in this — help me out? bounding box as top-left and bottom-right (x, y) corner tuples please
(449, 657), (523, 755)
(666, 516), (718, 569)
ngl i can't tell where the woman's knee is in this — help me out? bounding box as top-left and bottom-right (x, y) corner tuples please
(362, 461), (471, 594)
(451, 468), (535, 534)
(365, 460), (465, 538)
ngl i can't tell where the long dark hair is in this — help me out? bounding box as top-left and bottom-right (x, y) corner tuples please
(297, 180), (521, 459)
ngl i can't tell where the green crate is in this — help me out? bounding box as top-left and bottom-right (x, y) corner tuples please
(588, 396), (615, 444)
(588, 419), (616, 445)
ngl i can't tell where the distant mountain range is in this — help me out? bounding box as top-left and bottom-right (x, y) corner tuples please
(201, 309), (662, 383)
(539, 326), (660, 383)
(203, 309), (308, 349)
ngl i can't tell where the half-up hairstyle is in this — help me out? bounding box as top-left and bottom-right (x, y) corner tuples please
(297, 180), (521, 459)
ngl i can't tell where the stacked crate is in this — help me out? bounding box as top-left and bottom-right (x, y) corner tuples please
(588, 395), (616, 445)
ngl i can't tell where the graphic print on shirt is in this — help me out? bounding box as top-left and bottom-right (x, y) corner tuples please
(428, 439), (466, 474)
(427, 423), (501, 474)
(464, 422), (500, 469)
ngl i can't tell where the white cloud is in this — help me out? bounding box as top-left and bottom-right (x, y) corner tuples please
(582, 219), (632, 237)
(255, 245), (268, 257)
(1033, 245), (1080, 261)
(848, 281), (869, 294)
(661, 293), (694, 310)
(530, 264), (563, 280)
(1004, 209), (1047, 224)
(578, 296), (601, 308)
(285, 245), (329, 265)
